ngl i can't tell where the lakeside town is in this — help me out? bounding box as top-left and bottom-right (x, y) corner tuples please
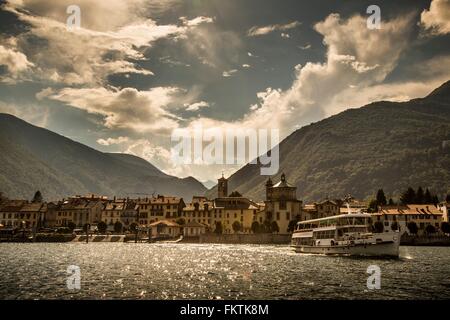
(1, 173), (450, 245)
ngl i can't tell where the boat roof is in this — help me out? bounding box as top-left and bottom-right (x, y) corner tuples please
(297, 213), (372, 224)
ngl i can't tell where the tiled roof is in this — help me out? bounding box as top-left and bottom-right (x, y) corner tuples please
(148, 220), (181, 227)
(376, 204), (443, 215)
(19, 203), (44, 212)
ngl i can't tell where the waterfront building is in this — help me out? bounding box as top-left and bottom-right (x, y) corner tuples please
(213, 196), (261, 233)
(148, 220), (182, 238)
(302, 199), (340, 220)
(183, 221), (207, 237)
(372, 204), (443, 235)
(262, 173), (303, 234)
(121, 200), (139, 228)
(18, 202), (46, 229)
(55, 197), (103, 227)
(182, 197), (215, 227)
(138, 195), (185, 227)
(0, 200), (27, 228)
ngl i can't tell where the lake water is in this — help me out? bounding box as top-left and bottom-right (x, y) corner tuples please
(1, 243), (449, 299)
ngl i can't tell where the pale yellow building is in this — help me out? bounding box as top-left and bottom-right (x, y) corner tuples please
(372, 204), (443, 235)
(138, 195), (185, 226)
(262, 173), (303, 234)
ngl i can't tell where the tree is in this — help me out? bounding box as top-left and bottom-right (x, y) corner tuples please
(415, 186), (424, 204)
(367, 199), (378, 213)
(67, 221), (76, 231)
(424, 188), (433, 204)
(214, 221), (223, 234)
(232, 221), (241, 233)
(97, 221), (107, 234)
(407, 222), (418, 235)
(251, 221), (260, 234)
(391, 221), (399, 231)
(287, 220), (298, 233)
(271, 221), (280, 233)
(446, 194), (450, 203)
(376, 189), (387, 206)
(129, 222), (138, 233)
(432, 195), (439, 205)
(263, 220), (272, 233)
(373, 221), (384, 233)
(114, 221), (123, 233)
(388, 198), (395, 206)
(441, 222), (450, 234)
(400, 187), (416, 204)
(32, 191), (43, 203)
(425, 224), (436, 234)
(228, 191), (242, 197)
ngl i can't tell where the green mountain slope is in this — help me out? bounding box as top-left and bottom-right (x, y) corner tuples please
(0, 114), (206, 201)
(207, 80), (450, 202)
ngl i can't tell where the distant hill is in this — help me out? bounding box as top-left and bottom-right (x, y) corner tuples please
(201, 180), (217, 189)
(0, 114), (206, 201)
(207, 80), (450, 202)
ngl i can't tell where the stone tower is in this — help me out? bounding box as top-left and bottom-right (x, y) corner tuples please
(265, 177), (273, 201)
(217, 174), (228, 198)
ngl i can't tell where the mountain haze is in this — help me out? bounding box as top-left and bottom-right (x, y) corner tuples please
(0, 114), (206, 201)
(207, 80), (450, 202)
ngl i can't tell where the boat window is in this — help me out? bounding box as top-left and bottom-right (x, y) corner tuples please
(355, 217), (365, 225)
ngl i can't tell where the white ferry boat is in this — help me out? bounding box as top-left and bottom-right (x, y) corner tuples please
(291, 213), (400, 257)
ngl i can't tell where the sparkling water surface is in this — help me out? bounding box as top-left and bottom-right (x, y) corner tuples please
(1, 243), (449, 299)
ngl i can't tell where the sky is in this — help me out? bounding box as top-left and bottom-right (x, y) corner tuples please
(0, 0), (450, 184)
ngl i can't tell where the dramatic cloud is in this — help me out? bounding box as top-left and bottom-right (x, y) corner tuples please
(247, 21), (300, 37)
(0, 44), (34, 82)
(182, 11), (442, 146)
(235, 13), (419, 136)
(97, 136), (130, 146)
(46, 86), (182, 133)
(420, 0), (450, 35)
(3, 1), (213, 85)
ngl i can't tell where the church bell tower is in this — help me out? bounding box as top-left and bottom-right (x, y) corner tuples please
(218, 174), (228, 198)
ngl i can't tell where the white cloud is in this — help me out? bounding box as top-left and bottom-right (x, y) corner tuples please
(3, 2), (214, 85)
(97, 136), (129, 146)
(281, 33), (290, 39)
(247, 21), (300, 37)
(298, 44), (311, 50)
(222, 69), (238, 77)
(242, 64), (251, 68)
(180, 16), (214, 27)
(420, 0), (450, 35)
(46, 86), (182, 133)
(183, 101), (210, 111)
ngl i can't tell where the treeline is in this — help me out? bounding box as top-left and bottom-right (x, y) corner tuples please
(368, 186), (448, 212)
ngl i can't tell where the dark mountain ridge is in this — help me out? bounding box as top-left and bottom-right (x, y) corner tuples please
(0, 114), (206, 201)
(207, 80), (450, 202)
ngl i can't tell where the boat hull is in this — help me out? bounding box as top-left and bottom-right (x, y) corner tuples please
(292, 240), (399, 257)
